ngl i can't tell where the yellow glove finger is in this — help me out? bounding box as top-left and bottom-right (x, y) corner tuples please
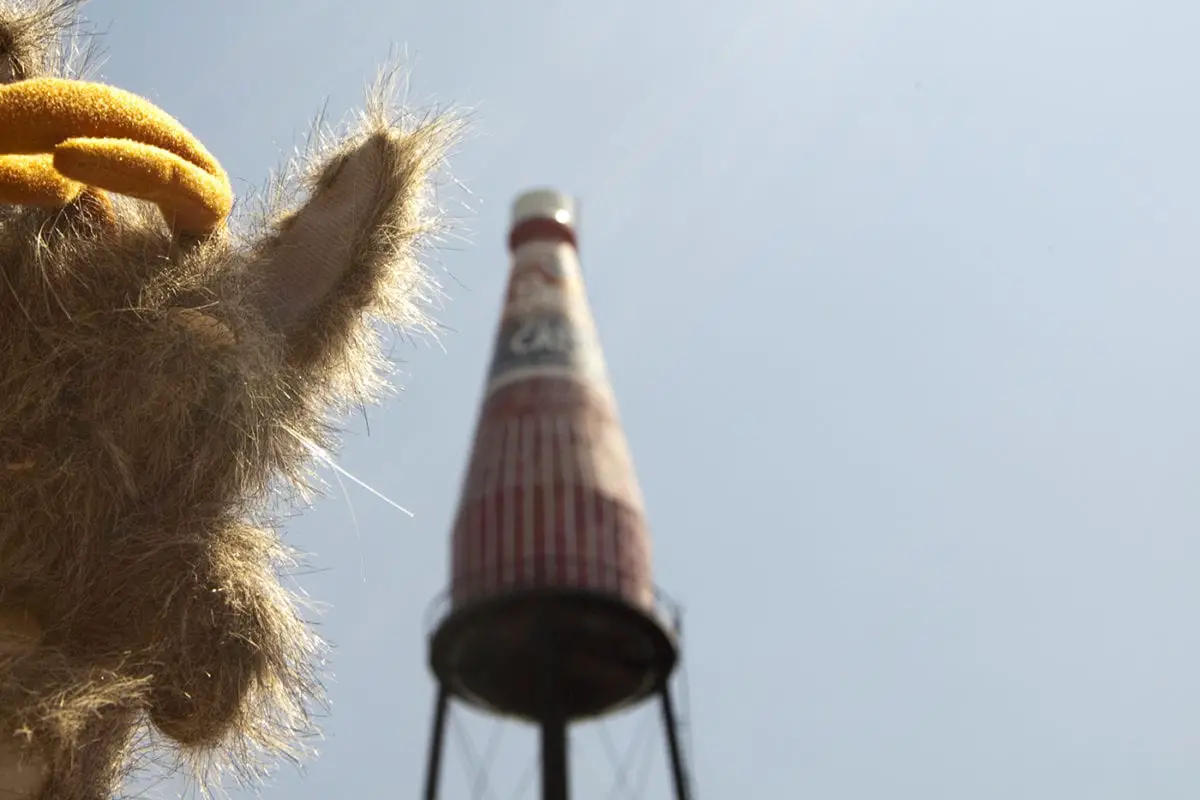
(0, 78), (227, 184)
(54, 137), (233, 235)
(0, 153), (84, 207)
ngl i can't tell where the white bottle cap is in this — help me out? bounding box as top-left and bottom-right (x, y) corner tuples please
(511, 188), (577, 230)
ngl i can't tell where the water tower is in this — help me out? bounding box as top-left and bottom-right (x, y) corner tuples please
(423, 189), (692, 799)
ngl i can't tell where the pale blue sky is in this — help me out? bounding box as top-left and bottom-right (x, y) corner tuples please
(85, 0), (1200, 797)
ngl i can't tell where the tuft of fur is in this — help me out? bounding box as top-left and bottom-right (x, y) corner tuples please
(0, 3), (461, 797)
(0, 0), (96, 82)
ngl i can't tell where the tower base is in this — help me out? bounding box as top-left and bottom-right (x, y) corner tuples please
(428, 588), (678, 721)
(423, 589), (692, 800)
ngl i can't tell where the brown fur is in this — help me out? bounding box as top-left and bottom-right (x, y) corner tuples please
(0, 2), (459, 796)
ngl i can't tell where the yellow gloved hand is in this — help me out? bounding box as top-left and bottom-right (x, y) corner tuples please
(0, 78), (233, 235)
(0, 153), (84, 206)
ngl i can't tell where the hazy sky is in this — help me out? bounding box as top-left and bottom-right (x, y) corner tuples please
(78, 0), (1200, 797)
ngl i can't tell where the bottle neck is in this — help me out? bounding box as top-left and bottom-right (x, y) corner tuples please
(508, 217), (577, 252)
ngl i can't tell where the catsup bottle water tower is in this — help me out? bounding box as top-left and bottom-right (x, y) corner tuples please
(423, 189), (693, 800)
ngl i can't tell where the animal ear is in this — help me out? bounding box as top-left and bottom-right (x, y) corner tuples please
(245, 120), (451, 368)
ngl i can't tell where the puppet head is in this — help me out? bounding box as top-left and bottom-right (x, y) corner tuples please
(0, 2), (458, 796)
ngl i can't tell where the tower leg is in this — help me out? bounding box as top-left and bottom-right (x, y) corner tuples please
(423, 684), (450, 800)
(659, 682), (693, 800)
(539, 621), (570, 800)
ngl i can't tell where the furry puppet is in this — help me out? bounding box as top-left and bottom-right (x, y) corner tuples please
(0, 1), (457, 797)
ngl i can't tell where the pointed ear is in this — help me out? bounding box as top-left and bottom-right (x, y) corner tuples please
(248, 135), (394, 335)
(244, 119), (452, 368)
